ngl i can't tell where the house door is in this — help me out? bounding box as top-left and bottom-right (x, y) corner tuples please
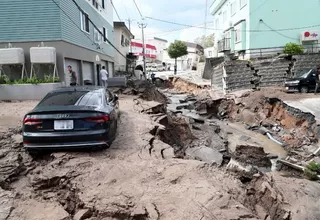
(96, 64), (101, 86)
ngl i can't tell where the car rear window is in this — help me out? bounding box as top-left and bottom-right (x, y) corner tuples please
(38, 91), (103, 106)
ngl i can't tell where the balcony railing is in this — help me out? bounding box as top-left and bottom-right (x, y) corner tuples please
(217, 38), (231, 52)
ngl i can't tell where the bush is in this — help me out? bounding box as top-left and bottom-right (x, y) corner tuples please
(0, 75), (60, 85)
(283, 42), (304, 55)
(304, 161), (320, 180)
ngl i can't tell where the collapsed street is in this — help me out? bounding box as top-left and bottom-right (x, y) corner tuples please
(1, 80), (320, 220)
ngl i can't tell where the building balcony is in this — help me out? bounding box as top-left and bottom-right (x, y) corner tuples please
(217, 38), (231, 52)
(210, 0), (228, 15)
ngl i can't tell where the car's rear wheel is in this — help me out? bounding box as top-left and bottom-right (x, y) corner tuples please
(300, 86), (309, 93)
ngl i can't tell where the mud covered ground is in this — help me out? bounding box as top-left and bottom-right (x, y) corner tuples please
(1, 84), (320, 220)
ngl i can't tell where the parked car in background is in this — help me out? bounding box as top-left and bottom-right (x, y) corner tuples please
(22, 86), (119, 155)
(284, 68), (317, 93)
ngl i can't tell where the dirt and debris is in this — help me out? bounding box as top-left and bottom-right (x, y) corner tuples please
(1, 81), (320, 219)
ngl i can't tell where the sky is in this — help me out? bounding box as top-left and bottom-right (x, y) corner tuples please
(112, 0), (214, 43)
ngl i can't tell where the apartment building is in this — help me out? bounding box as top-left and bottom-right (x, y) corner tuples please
(210, 0), (320, 58)
(0, 0), (114, 85)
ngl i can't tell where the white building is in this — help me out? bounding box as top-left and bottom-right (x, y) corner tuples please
(163, 41), (204, 71)
(113, 22), (134, 71)
(204, 46), (218, 58)
(133, 37), (168, 63)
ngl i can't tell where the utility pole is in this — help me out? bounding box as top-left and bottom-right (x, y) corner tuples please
(204, 0), (208, 36)
(126, 18), (135, 52)
(138, 21), (147, 80)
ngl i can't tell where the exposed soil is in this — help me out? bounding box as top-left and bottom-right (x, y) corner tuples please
(1, 82), (320, 220)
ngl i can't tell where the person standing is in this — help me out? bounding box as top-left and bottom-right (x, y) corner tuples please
(67, 65), (77, 86)
(100, 66), (108, 88)
(315, 65), (320, 94)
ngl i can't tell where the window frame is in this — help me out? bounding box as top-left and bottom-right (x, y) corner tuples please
(80, 11), (90, 34)
(239, 0), (247, 9)
(235, 26), (242, 43)
(230, 1), (236, 16)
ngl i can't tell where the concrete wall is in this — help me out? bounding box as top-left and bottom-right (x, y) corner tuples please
(0, 83), (62, 101)
(202, 57), (225, 79)
(0, 41), (114, 85)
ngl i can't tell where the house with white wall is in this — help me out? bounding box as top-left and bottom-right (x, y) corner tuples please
(204, 46), (218, 58)
(113, 22), (134, 72)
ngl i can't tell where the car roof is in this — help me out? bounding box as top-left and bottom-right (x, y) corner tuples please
(52, 86), (105, 93)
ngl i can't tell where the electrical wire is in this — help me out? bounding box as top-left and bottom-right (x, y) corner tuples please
(261, 21), (299, 41)
(50, 0), (127, 64)
(146, 16), (320, 33)
(133, 0), (143, 18)
(111, 0), (122, 21)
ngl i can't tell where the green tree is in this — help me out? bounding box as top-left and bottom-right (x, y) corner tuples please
(194, 33), (214, 49)
(168, 41), (188, 75)
(283, 42), (304, 55)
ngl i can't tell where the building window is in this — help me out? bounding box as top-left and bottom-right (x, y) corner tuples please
(121, 34), (125, 46)
(102, 27), (106, 42)
(223, 11), (227, 23)
(208, 51), (212, 56)
(102, 0), (105, 9)
(92, 0), (99, 9)
(94, 28), (102, 44)
(235, 26), (241, 43)
(230, 1), (236, 16)
(215, 18), (219, 29)
(80, 11), (90, 33)
(240, 0), (247, 8)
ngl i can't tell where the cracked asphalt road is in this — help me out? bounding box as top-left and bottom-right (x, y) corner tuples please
(1, 95), (320, 220)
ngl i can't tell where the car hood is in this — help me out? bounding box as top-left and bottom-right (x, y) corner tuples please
(285, 77), (302, 82)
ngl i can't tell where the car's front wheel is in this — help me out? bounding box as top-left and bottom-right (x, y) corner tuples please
(300, 86), (309, 93)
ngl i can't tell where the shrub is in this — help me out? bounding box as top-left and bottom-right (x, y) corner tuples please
(283, 42), (304, 55)
(304, 161), (320, 181)
(0, 75), (59, 85)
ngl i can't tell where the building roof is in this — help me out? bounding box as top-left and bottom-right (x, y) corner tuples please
(113, 21), (134, 39)
(153, 37), (168, 43)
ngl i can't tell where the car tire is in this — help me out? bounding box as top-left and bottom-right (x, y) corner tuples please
(300, 86), (309, 93)
(26, 149), (41, 158)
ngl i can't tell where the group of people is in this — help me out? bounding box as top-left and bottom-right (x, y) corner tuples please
(67, 65), (109, 88)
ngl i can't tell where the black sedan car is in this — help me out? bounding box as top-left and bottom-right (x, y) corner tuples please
(284, 68), (318, 93)
(22, 86), (119, 154)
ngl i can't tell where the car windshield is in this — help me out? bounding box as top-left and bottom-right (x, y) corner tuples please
(298, 69), (312, 78)
(37, 90), (102, 107)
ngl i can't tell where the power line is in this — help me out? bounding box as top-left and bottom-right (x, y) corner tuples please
(121, 0), (131, 18)
(261, 21), (298, 41)
(145, 16), (320, 32)
(110, 0), (122, 21)
(133, 0), (143, 18)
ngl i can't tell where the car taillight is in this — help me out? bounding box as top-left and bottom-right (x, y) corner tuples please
(23, 118), (43, 125)
(84, 116), (109, 123)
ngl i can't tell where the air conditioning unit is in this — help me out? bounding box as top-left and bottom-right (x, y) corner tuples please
(0, 48), (25, 65)
(30, 47), (56, 63)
